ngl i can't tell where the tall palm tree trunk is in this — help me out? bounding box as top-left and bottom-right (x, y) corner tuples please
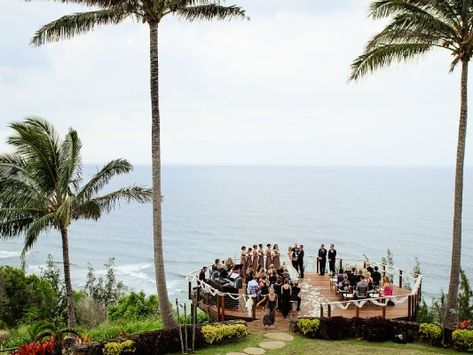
(60, 227), (76, 327)
(149, 21), (177, 329)
(445, 60), (469, 329)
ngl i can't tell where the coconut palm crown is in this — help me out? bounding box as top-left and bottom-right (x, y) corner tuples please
(350, 0), (472, 328)
(0, 117), (152, 327)
(30, 0), (247, 329)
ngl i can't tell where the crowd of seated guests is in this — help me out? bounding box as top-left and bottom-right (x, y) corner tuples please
(199, 243), (302, 317)
(336, 264), (394, 300)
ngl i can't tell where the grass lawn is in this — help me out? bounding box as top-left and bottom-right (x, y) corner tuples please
(194, 333), (458, 355)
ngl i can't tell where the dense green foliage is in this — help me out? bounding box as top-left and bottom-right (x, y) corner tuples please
(459, 270), (473, 322)
(103, 340), (135, 355)
(419, 323), (442, 345)
(297, 318), (320, 337)
(0, 266), (60, 328)
(452, 329), (473, 352)
(201, 323), (248, 345)
(108, 291), (159, 322)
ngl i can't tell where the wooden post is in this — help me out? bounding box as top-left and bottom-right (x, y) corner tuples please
(221, 295), (225, 321)
(188, 281), (192, 300)
(382, 305), (386, 319)
(382, 264), (386, 278)
(339, 258), (343, 272)
(320, 304), (324, 318)
(399, 270), (403, 288)
(408, 295), (412, 320)
(217, 294), (221, 321)
(252, 297), (256, 319)
(356, 306), (360, 318)
(328, 304), (332, 318)
(317, 258), (320, 274)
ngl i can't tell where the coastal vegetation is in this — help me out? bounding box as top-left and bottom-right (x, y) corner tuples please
(350, 0), (473, 329)
(0, 118), (152, 327)
(30, 0), (247, 330)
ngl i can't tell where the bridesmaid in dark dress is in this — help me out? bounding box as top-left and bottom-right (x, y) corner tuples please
(246, 247), (253, 275)
(272, 244), (281, 270)
(252, 245), (258, 271)
(280, 278), (292, 318)
(257, 244), (264, 268)
(240, 246), (247, 279)
(257, 287), (278, 328)
(265, 243), (272, 270)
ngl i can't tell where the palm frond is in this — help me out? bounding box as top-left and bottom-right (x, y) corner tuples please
(175, 4), (248, 21)
(7, 117), (60, 192)
(77, 159), (133, 202)
(59, 128), (82, 193)
(21, 213), (56, 259)
(31, 9), (131, 46)
(350, 43), (432, 80)
(90, 186), (152, 214)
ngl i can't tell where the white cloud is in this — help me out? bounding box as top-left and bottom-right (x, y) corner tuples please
(0, 0), (470, 166)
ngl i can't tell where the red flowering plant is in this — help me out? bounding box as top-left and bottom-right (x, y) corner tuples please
(457, 320), (472, 330)
(15, 338), (55, 355)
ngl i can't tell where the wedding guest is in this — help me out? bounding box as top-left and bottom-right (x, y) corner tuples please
(355, 275), (369, 299)
(280, 278), (292, 318)
(247, 276), (259, 298)
(268, 264), (277, 285)
(240, 246), (247, 278)
(256, 264), (264, 278)
(259, 275), (270, 297)
(225, 257), (234, 270)
(291, 280), (302, 311)
(265, 243), (272, 270)
(298, 244), (305, 279)
(339, 274), (351, 290)
(272, 244), (281, 269)
(318, 244), (327, 275)
(328, 244), (337, 275)
(246, 266), (254, 281)
(257, 286), (278, 329)
(336, 269), (345, 284)
(381, 276), (393, 296)
(372, 266), (382, 287)
(273, 276), (282, 310)
(199, 266), (207, 282)
(212, 259), (220, 271)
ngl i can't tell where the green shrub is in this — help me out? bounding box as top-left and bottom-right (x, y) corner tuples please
(297, 318), (320, 338)
(452, 329), (473, 352)
(103, 340), (135, 355)
(201, 323), (248, 344)
(0, 266), (61, 327)
(86, 324), (123, 342)
(108, 291), (158, 322)
(122, 319), (162, 334)
(419, 323), (442, 345)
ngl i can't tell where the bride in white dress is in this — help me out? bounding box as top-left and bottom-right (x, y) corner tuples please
(282, 245), (300, 280)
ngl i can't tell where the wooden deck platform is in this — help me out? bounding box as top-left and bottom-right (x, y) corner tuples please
(195, 271), (416, 322)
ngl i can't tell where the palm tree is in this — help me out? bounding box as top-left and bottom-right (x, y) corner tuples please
(350, 0), (472, 328)
(0, 117), (152, 327)
(30, 0), (247, 329)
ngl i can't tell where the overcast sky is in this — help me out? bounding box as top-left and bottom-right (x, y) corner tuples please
(0, 0), (471, 166)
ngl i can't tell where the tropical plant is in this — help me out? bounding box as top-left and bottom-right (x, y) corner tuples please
(350, 0), (473, 328)
(108, 291), (159, 322)
(31, 0), (247, 330)
(459, 270), (473, 322)
(0, 117), (152, 327)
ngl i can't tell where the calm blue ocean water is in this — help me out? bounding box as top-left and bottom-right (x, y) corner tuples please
(1, 166), (472, 301)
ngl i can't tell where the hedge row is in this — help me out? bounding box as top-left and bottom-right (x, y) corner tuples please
(291, 316), (420, 342)
(73, 321), (247, 355)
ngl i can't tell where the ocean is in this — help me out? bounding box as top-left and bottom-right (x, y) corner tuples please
(0, 166), (472, 301)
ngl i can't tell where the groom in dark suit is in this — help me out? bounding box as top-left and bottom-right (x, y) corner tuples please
(298, 244), (305, 278)
(318, 244), (327, 276)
